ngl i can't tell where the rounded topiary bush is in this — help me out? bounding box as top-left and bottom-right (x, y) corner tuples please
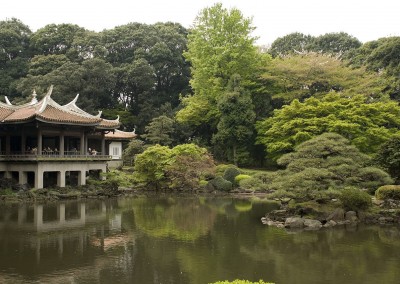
(223, 167), (241, 184)
(210, 177), (232, 192)
(375, 185), (400, 200)
(235, 174), (251, 184)
(340, 187), (372, 211)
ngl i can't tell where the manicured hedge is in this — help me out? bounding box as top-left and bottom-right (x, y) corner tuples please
(375, 185), (400, 200)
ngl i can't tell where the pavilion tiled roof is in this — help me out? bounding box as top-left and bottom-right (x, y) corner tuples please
(105, 129), (137, 140)
(0, 86), (121, 130)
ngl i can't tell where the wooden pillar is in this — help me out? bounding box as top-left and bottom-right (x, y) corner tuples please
(60, 132), (65, 156)
(37, 128), (42, 155)
(80, 131), (85, 155)
(101, 132), (106, 155)
(5, 135), (10, 155)
(21, 132), (26, 154)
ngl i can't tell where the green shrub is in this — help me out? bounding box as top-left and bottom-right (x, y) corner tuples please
(210, 280), (273, 284)
(199, 180), (208, 187)
(235, 174), (251, 184)
(210, 177), (232, 192)
(216, 164), (235, 176)
(340, 187), (372, 211)
(375, 185), (400, 200)
(0, 188), (14, 196)
(253, 171), (281, 184)
(356, 167), (393, 193)
(268, 189), (297, 199)
(238, 177), (266, 192)
(223, 167), (241, 184)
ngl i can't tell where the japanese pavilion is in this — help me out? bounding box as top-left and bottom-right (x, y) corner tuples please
(0, 86), (136, 189)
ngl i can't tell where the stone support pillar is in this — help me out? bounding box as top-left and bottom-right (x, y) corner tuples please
(57, 171), (65, 187)
(78, 170), (86, 186)
(19, 171), (28, 184)
(35, 169), (43, 189)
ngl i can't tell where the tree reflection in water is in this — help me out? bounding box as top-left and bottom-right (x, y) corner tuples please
(0, 197), (399, 284)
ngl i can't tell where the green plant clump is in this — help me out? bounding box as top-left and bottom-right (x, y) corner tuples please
(210, 280), (274, 284)
(234, 174), (251, 184)
(210, 177), (232, 192)
(375, 185), (400, 200)
(340, 187), (372, 211)
(223, 166), (241, 184)
(238, 177), (265, 192)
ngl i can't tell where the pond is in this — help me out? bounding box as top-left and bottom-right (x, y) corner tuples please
(0, 196), (399, 284)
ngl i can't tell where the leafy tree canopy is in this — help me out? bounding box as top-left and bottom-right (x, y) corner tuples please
(269, 32), (361, 57)
(261, 52), (389, 106)
(177, 3), (263, 127)
(256, 93), (400, 160)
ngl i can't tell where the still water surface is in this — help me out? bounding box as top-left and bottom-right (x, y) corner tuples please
(0, 196), (399, 284)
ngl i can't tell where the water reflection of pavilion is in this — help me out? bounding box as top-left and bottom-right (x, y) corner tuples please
(0, 201), (107, 232)
(0, 200), (133, 272)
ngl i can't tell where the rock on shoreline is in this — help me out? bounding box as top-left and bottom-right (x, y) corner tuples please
(261, 207), (400, 230)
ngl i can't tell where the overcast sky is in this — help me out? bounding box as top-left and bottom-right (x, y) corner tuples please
(2, 0), (399, 45)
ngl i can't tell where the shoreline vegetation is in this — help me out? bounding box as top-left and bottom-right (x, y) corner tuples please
(1, 165), (399, 229)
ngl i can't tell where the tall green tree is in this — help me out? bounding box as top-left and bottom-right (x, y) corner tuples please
(30, 23), (87, 58)
(346, 37), (400, 100)
(176, 3), (263, 128)
(212, 75), (256, 165)
(142, 115), (174, 146)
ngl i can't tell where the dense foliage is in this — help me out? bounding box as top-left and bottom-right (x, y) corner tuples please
(1, 4), (399, 174)
(133, 143), (215, 190)
(256, 93), (400, 160)
(269, 32), (361, 57)
(249, 133), (392, 195)
(0, 19), (190, 132)
(375, 185), (400, 200)
(375, 135), (400, 184)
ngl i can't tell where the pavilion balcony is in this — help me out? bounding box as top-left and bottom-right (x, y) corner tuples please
(0, 151), (112, 161)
